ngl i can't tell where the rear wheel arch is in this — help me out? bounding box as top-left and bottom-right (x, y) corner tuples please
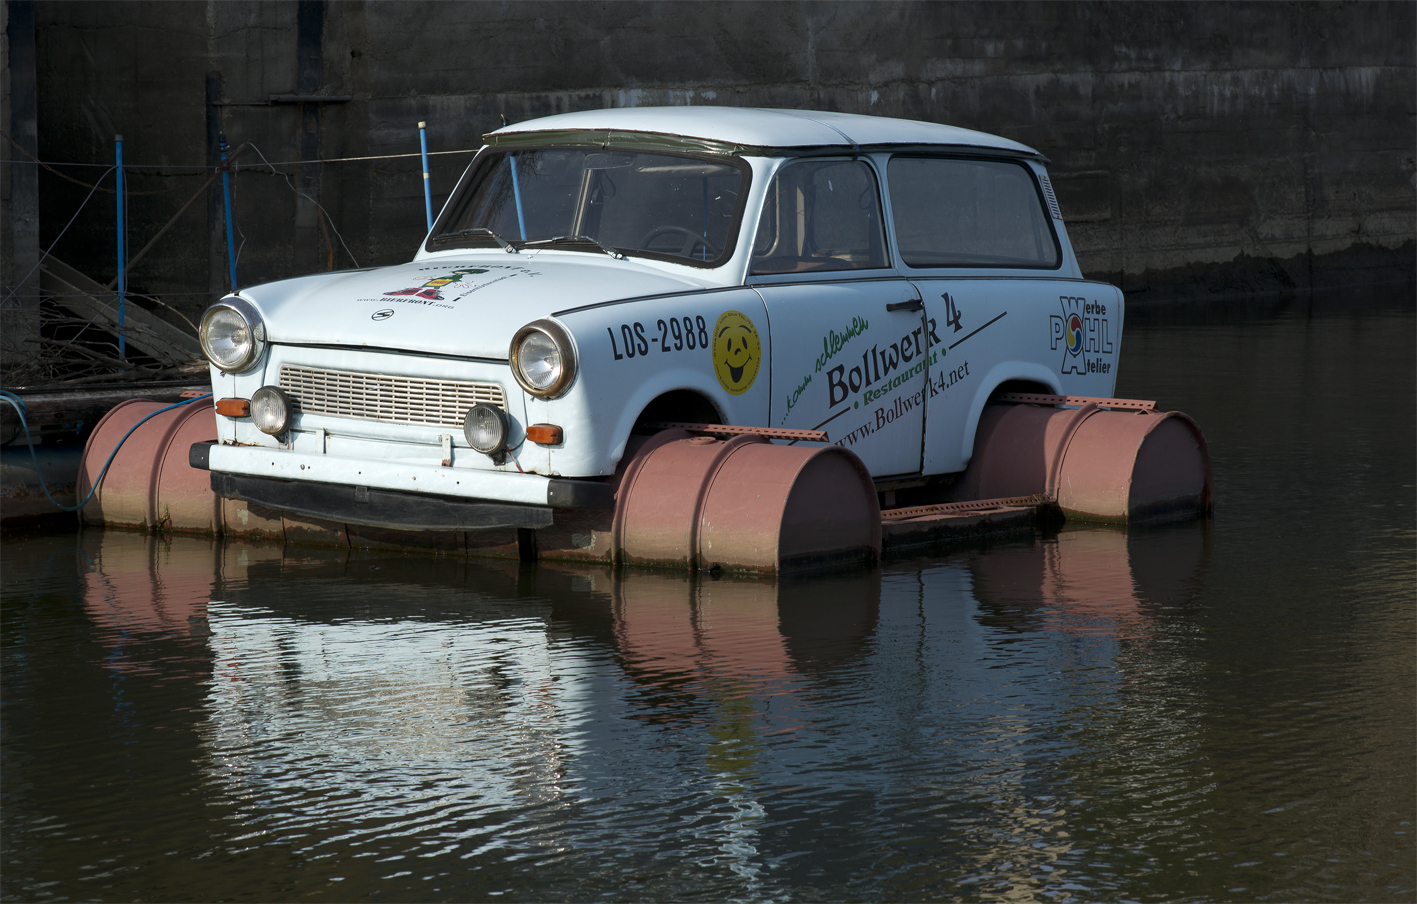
(987, 378), (1055, 402)
(957, 363), (1062, 467)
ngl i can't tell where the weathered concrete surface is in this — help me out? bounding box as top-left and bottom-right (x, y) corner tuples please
(17, 1), (1417, 322)
(1, 0), (42, 364)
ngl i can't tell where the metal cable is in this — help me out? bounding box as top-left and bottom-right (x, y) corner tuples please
(0, 166), (115, 305)
(0, 390), (213, 512)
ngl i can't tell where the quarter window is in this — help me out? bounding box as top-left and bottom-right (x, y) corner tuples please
(887, 157), (1059, 269)
(750, 159), (889, 275)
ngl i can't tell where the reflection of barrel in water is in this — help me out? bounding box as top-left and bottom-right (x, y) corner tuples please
(969, 524), (1208, 635)
(80, 531), (224, 674)
(606, 569), (881, 687)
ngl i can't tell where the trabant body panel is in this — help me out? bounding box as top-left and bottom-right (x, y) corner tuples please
(549, 288), (772, 474)
(757, 278), (929, 477)
(235, 255), (707, 361)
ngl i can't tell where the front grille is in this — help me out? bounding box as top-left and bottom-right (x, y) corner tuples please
(278, 365), (506, 428)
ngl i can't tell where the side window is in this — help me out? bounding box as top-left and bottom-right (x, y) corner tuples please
(751, 159), (889, 275)
(887, 157), (1060, 268)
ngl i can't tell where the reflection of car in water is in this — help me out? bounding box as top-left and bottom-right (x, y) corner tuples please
(72, 525), (1208, 889)
(76, 531), (885, 810)
(194, 107), (1123, 536)
(194, 562), (885, 860)
(204, 600), (582, 810)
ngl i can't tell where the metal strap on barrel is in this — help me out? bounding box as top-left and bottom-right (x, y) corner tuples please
(995, 392), (1156, 411)
(645, 422), (829, 442)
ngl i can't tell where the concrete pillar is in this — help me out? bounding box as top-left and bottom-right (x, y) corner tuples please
(2, 0), (41, 378)
(294, 0), (323, 272)
(205, 71), (225, 301)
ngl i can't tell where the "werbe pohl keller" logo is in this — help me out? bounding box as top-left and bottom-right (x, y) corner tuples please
(1049, 296), (1115, 375)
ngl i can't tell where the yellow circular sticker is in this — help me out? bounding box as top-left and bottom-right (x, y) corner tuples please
(712, 310), (761, 395)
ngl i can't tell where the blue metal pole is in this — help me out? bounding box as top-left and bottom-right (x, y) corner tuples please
(418, 121), (433, 232)
(219, 133), (238, 291)
(509, 153), (527, 240)
(115, 134), (125, 359)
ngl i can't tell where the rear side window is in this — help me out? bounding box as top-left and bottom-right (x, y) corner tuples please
(887, 157), (1059, 269)
(751, 159), (889, 275)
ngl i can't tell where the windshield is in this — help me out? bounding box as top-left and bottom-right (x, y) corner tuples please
(430, 148), (748, 266)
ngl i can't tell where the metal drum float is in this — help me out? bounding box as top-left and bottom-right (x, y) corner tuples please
(951, 393), (1212, 523)
(78, 399), (226, 534)
(610, 428), (880, 573)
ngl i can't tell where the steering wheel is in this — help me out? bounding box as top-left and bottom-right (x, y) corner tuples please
(640, 225), (721, 260)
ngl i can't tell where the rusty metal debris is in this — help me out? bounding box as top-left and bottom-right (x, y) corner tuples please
(881, 494), (1053, 522)
(3, 257), (205, 388)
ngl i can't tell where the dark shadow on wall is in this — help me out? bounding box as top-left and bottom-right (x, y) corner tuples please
(1088, 241), (1416, 305)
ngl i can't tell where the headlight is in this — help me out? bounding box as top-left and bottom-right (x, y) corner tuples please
(464, 403), (510, 457)
(200, 297), (266, 373)
(510, 319), (576, 398)
(250, 386), (292, 436)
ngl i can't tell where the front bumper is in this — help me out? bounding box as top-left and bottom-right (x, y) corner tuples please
(191, 441), (613, 531)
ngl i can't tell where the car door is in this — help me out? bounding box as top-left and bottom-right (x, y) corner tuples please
(750, 157), (928, 478)
(886, 154), (1079, 474)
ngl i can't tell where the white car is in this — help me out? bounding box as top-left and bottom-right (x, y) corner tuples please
(193, 107), (1122, 531)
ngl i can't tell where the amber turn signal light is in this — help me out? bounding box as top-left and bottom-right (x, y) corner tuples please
(214, 398), (251, 417)
(525, 424), (563, 445)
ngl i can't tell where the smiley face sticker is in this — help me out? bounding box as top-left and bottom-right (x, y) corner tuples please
(712, 310), (761, 395)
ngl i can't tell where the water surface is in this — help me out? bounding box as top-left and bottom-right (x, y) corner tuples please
(3, 291), (1413, 902)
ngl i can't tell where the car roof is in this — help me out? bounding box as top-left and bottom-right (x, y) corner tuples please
(485, 107), (1044, 159)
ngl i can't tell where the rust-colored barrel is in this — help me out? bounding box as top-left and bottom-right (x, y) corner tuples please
(613, 430), (880, 573)
(956, 402), (1211, 523)
(78, 398), (221, 533)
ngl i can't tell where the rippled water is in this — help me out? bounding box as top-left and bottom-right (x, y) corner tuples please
(3, 292), (1413, 902)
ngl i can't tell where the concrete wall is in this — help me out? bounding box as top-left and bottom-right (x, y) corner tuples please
(2, 0), (42, 359)
(16, 0), (1417, 325)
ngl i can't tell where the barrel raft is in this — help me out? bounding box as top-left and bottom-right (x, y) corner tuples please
(74, 395), (1210, 573)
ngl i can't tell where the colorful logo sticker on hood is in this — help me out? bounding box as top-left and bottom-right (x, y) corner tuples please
(384, 268), (489, 301)
(364, 264), (542, 310)
(712, 310), (761, 395)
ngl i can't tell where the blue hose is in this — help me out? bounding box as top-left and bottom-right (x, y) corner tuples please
(0, 390), (213, 513)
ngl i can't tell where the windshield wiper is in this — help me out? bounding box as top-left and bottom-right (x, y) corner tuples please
(433, 227), (518, 253)
(524, 234), (626, 260)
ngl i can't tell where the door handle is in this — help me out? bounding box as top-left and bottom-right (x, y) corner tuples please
(886, 299), (924, 313)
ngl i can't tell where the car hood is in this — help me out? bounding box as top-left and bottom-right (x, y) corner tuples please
(236, 254), (710, 360)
